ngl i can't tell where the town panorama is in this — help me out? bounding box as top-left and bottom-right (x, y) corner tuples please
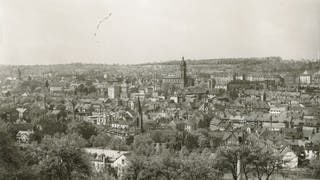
(1, 0), (320, 179)
(0, 57), (320, 180)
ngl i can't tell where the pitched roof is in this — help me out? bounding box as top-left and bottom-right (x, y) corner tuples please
(83, 148), (129, 162)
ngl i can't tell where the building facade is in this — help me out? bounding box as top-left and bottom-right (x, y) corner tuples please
(108, 85), (121, 99)
(162, 57), (193, 88)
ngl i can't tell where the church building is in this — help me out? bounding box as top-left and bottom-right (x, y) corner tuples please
(162, 57), (194, 88)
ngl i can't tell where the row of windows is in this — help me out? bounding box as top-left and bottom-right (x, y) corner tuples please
(163, 78), (183, 83)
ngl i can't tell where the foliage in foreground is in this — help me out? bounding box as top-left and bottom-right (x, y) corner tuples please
(0, 121), (91, 180)
(123, 134), (223, 180)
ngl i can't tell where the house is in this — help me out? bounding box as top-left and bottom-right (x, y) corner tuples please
(310, 133), (320, 144)
(112, 153), (130, 178)
(246, 73), (282, 84)
(84, 148), (130, 178)
(210, 72), (233, 90)
(184, 121), (192, 132)
(262, 122), (286, 131)
(281, 146), (298, 169)
(111, 123), (129, 130)
(283, 73), (299, 86)
(209, 118), (221, 131)
(16, 130), (34, 143)
(21, 92), (30, 97)
(305, 149), (318, 161)
(222, 131), (242, 145)
(108, 85), (121, 99)
(312, 70), (320, 85)
(269, 105), (287, 114)
(85, 112), (107, 125)
(302, 126), (316, 140)
(299, 70), (311, 85)
(49, 86), (64, 94)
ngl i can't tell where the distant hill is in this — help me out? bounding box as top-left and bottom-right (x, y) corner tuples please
(137, 57), (282, 66)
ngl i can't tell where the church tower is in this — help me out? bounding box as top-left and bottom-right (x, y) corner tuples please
(180, 56), (187, 87)
(136, 97), (144, 133)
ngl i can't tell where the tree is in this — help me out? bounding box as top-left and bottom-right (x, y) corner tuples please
(38, 134), (91, 180)
(68, 120), (97, 140)
(198, 117), (210, 129)
(150, 130), (162, 143)
(250, 145), (282, 180)
(39, 114), (68, 136)
(76, 84), (85, 95)
(20, 79), (42, 92)
(17, 143), (43, 180)
(184, 133), (198, 151)
(208, 132), (223, 151)
(88, 85), (97, 94)
(216, 135), (283, 180)
(123, 153), (147, 180)
(180, 151), (223, 180)
(149, 150), (184, 180)
(90, 131), (112, 147)
(310, 157), (320, 178)
(150, 129), (176, 144)
(125, 150), (183, 180)
(125, 148), (222, 180)
(45, 80), (49, 89)
(0, 106), (19, 124)
(25, 102), (46, 125)
(198, 135), (210, 149)
(68, 98), (78, 121)
(109, 137), (128, 151)
(229, 89), (239, 100)
(132, 134), (155, 157)
(0, 122), (21, 180)
(216, 144), (240, 180)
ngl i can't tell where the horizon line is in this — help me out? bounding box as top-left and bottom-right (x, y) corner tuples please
(0, 56), (319, 66)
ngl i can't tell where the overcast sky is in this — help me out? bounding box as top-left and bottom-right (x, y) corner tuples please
(0, 0), (320, 65)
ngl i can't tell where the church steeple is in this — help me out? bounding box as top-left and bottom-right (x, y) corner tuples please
(136, 97), (144, 133)
(180, 56), (187, 87)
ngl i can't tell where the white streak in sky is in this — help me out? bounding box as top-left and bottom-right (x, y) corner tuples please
(94, 12), (112, 37)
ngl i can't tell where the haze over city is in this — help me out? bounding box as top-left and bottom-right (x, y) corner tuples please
(0, 0), (320, 65)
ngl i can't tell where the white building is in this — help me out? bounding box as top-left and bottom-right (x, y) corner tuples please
(83, 148), (130, 178)
(299, 71), (311, 85)
(281, 147), (298, 169)
(108, 85), (121, 99)
(269, 106), (287, 114)
(16, 130), (34, 143)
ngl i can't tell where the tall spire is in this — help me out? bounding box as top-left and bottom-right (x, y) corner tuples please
(17, 68), (22, 80)
(137, 97), (143, 133)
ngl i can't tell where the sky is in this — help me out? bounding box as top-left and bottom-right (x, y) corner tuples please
(0, 0), (320, 65)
